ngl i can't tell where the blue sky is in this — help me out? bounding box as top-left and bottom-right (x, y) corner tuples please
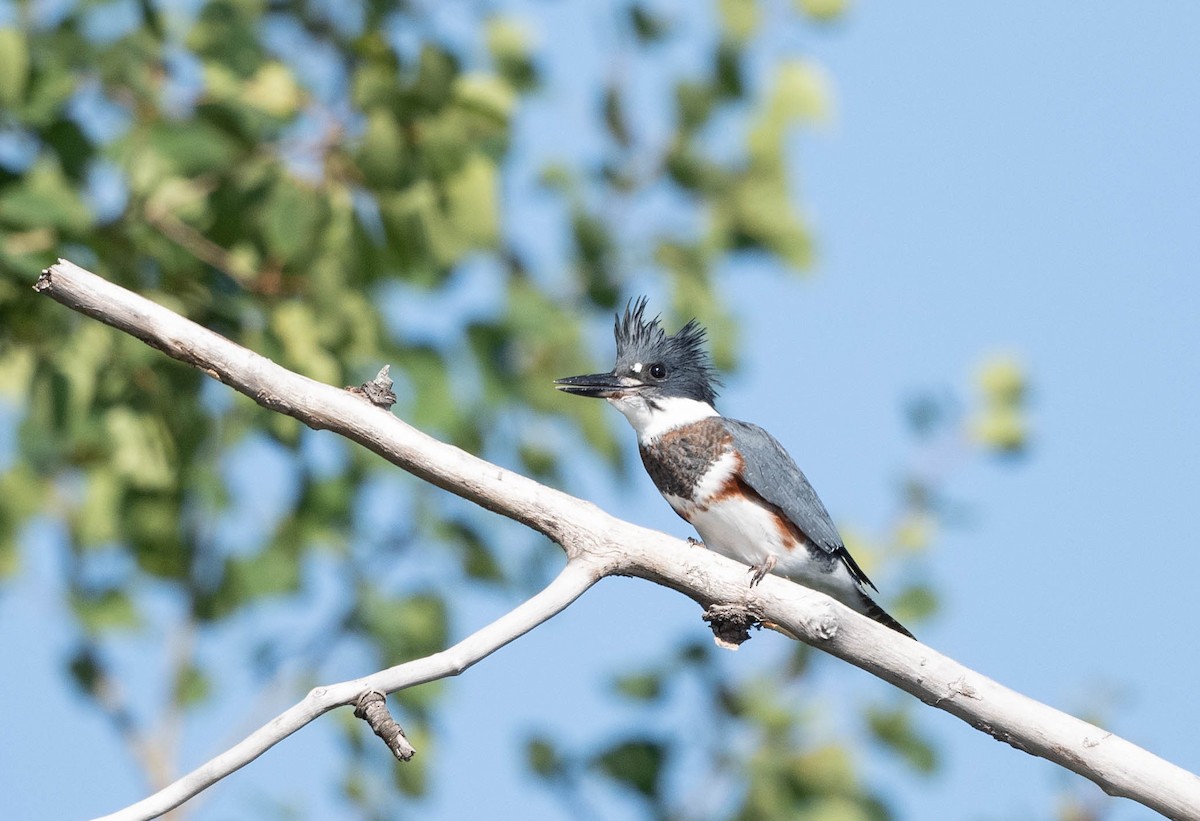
(3, 2), (1199, 820)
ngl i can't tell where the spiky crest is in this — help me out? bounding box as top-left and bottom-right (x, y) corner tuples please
(613, 297), (721, 406)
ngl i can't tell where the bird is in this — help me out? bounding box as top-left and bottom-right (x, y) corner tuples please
(555, 298), (913, 638)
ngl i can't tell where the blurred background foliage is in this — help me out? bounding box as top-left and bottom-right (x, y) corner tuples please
(0, 0), (1032, 818)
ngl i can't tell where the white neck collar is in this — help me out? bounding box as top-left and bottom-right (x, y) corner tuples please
(607, 394), (719, 444)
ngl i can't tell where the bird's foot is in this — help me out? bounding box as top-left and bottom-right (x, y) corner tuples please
(747, 555), (777, 587)
(687, 537), (705, 548)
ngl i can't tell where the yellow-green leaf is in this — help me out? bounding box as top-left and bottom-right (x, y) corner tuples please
(241, 61), (303, 117)
(795, 0), (849, 23)
(771, 60), (830, 123)
(718, 0), (760, 43)
(978, 353), (1027, 406)
(453, 72), (516, 123)
(71, 589), (140, 634)
(0, 156), (93, 232)
(973, 406), (1028, 453)
(105, 408), (177, 491)
(0, 27), (30, 107)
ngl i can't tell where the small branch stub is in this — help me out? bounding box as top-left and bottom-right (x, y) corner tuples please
(703, 603), (761, 650)
(354, 690), (415, 762)
(347, 365), (397, 409)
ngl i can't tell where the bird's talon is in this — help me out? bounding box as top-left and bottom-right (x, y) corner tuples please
(687, 537), (705, 548)
(747, 555), (777, 587)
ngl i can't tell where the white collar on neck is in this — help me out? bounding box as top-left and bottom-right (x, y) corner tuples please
(607, 394), (719, 444)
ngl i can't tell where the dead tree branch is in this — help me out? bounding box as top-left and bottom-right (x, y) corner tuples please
(90, 558), (602, 821)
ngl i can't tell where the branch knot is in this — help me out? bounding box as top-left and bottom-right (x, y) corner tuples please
(703, 602), (761, 650)
(347, 365), (397, 409)
(354, 690), (415, 762)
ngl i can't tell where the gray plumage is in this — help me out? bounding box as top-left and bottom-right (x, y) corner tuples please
(726, 419), (877, 592)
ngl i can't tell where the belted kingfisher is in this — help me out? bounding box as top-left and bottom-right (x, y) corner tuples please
(556, 298), (913, 638)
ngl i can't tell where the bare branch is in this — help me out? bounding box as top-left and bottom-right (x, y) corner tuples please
(36, 260), (1200, 821)
(89, 557), (602, 821)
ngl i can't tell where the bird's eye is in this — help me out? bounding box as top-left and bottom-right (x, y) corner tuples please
(649, 363), (667, 379)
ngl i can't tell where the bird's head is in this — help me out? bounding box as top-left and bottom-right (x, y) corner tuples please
(555, 298), (721, 438)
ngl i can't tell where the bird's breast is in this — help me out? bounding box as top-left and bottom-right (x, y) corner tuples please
(638, 417), (734, 500)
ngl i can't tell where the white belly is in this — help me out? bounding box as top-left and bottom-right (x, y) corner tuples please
(666, 492), (865, 608)
(677, 494), (781, 569)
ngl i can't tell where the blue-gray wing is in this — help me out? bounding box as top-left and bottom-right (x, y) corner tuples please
(725, 419), (877, 591)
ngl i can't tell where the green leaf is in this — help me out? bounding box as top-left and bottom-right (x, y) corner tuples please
(890, 583), (939, 623)
(613, 671), (664, 702)
(0, 156), (93, 232)
(664, 145), (727, 193)
(411, 45), (458, 113)
(145, 120), (243, 177)
(591, 739), (666, 800)
(444, 151), (500, 249)
(972, 406), (1028, 454)
(517, 440), (560, 483)
(770, 60), (830, 122)
(173, 663), (212, 708)
(487, 18), (537, 91)
(629, 5), (670, 42)
(127, 492), (187, 578)
(377, 180), (446, 274)
(0, 348), (36, 400)
(241, 61), (303, 117)
(795, 0), (849, 23)
(73, 468), (124, 546)
(977, 354), (1027, 406)
(0, 535), (16, 579)
(358, 110), (410, 187)
(722, 173), (812, 267)
(866, 705), (938, 774)
(21, 54), (76, 127)
(892, 511), (935, 552)
(434, 516), (504, 583)
(261, 179), (322, 264)
(357, 591), (448, 666)
(71, 589), (140, 634)
(104, 408), (177, 491)
(453, 73), (516, 124)
(526, 735), (564, 779)
(676, 81), (716, 132)
(795, 797), (874, 821)
(43, 119), (94, 181)
(674, 639), (712, 667)
(787, 744), (857, 796)
(0, 28), (30, 107)
(350, 40), (400, 111)
(0, 466), (46, 561)
(270, 301), (342, 384)
(715, 40), (746, 100)
(68, 647), (102, 695)
(718, 0), (760, 43)
(227, 540), (303, 601)
(403, 346), (460, 434)
(537, 162), (573, 192)
(603, 84), (631, 147)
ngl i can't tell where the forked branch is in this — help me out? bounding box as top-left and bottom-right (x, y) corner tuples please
(92, 559), (602, 821)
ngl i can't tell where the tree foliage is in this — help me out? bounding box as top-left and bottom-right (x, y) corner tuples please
(0, 0), (1029, 817)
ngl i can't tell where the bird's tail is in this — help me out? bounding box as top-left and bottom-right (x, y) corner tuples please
(859, 592), (915, 640)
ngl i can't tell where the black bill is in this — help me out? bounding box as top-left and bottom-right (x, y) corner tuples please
(554, 372), (641, 398)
